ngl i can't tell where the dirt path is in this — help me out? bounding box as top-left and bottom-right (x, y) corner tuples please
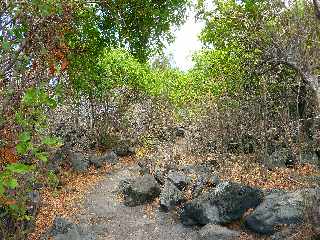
(71, 164), (199, 240)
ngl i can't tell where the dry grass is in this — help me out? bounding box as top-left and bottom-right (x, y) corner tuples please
(217, 154), (320, 191)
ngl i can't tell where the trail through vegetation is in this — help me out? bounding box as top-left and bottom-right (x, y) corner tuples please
(1, 0), (320, 239)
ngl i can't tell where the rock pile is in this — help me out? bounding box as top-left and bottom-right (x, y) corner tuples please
(117, 163), (320, 240)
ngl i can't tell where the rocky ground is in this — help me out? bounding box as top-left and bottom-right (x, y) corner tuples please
(37, 163), (199, 240)
(22, 124), (320, 240)
(28, 149), (320, 240)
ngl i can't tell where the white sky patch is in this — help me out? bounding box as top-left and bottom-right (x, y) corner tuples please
(165, 11), (204, 71)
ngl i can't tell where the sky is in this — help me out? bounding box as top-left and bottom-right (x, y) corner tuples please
(165, 10), (204, 71)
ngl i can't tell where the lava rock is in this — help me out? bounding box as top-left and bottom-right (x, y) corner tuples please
(113, 146), (135, 157)
(245, 188), (320, 234)
(27, 191), (41, 217)
(167, 170), (190, 190)
(198, 224), (240, 240)
(300, 152), (319, 167)
(181, 200), (220, 226)
(270, 225), (300, 240)
(191, 174), (220, 198)
(153, 168), (166, 185)
(50, 217), (77, 236)
(119, 174), (161, 206)
(181, 181), (264, 226)
(53, 227), (81, 240)
(175, 127), (185, 137)
(49, 217), (96, 240)
(48, 148), (70, 173)
(90, 151), (118, 167)
(191, 175), (209, 198)
(159, 180), (184, 212)
(70, 152), (89, 172)
(265, 148), (293, 169)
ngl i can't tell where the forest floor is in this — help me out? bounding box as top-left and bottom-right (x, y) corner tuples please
(27, 155), (320, 240)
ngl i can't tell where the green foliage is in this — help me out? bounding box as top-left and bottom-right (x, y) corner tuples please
(97, 0), (190, 62)
(22, 88), (57, 108)
(191, 0), (272, 96)
(0, 163), (34, 216)
(42, 137), (63, 147)
(66, 0), (190, 99)
(47, 170), (59, 188)
(1, 86), (61, 219)
(90, 48), (210, 107)
(1, 1), (192, 237)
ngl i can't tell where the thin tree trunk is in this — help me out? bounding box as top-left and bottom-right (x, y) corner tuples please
(316, 88), (320, 116)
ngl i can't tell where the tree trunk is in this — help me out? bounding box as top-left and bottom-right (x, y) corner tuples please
(316, 88), (320, 116)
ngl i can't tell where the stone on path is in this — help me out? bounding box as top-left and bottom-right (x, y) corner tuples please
(167, 170), (190, 190)
(198, 224), (240, 240)
(245, 188), (320, 234)
(181, 181), (263, 226)
(70, 152), (89, 172)
(90, 151), (118, 168)
(159, 180), (184, 212)
(120, 174), (161, 206)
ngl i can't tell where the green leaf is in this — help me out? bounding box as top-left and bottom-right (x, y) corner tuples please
(22, 88), (37, 105)
(42, 136), (62, 147)
(39, 4), (53, 16)
(19, 131), (31, 142)
(1, 40), (10, 51)
(0, 183), (4, 195)
(35, 152), (48, 162)
(9, 204), (18, 211)
(6, 163), (33, 174)
(7, 178), (18, 189)
(15, 112), (29, 127)
(47, 98), (57, 108)
(16, 142), (29, 155)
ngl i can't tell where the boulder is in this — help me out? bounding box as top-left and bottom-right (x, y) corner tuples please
(175, 127), (185, 137)
(181, 163), (219, 198)
(181, 181), (263, 226)
(48, 148), (69, 173)
(245, 188), (320, 234)
(265, 148), (294, 169)
(113, 145), (135, 157)
(167, 170), (191, 190)
(49, 217), (96, 240)
(198, 224), (240, 240)
(54, 228), (81, 240)
(27, 191), (41, 217)
(159, 181), (184, 212)
(190, 175), (209, 198)
(153, 168), (166, 185)
(300, 152), (319, 167)
(90, 151), (118, 168)
(270, 225), (300, 240)
(70, 153), (89, 172)
(50, 217), (77, 236)
(119, 174), (161, 206)
(181, 200), (220, 226)
(191, 174), (220, 198)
